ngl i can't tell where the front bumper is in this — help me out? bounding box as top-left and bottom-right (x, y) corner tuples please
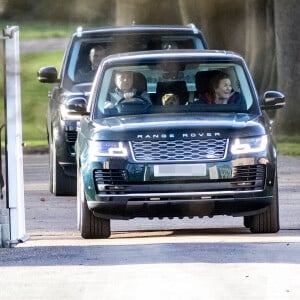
(88, 192), (273, 219)
(83, 158), (275, 219)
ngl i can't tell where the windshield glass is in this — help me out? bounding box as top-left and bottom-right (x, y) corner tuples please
(63, 34), (205, 88)
(92, 59), (257, 118)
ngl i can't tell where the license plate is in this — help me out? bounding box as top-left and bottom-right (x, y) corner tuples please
(154, 164), (206, 177)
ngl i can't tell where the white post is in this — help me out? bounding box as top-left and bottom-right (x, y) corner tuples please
(3, 26), (27, 246)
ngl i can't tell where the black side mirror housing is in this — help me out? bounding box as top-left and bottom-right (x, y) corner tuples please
(261, 91), (285, 110)
(65, 97), (87, 113)
(37, 66), (59, 83)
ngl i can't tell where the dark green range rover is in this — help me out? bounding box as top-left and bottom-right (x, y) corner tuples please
(76, 50), (285, 239)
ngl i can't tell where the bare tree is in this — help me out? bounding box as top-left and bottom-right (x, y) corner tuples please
(274, 0), (300, 133)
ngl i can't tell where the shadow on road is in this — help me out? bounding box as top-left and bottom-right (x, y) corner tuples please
(1, 236), (299, 267)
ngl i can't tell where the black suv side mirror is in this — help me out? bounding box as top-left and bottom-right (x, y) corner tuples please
(261, 91), (285, 110)
(65, 97), (87, 113)
(37, 66), (59, 83)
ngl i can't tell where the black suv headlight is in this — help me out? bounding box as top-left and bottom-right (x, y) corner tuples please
(230, 135), (268, 154)
(89, 141), (128, 157)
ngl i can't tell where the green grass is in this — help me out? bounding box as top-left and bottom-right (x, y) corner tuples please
(0, 20), (71, 147)
(20, 51), (63, 145)
(277, 143), (300, 156)
(276, 135), (300, 156)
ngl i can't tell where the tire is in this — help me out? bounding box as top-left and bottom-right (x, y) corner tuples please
(243, 216), (251, 228)
(77, 167), (111, 239)
(248, 174), (280, 233)
(49, 140), (76, 196)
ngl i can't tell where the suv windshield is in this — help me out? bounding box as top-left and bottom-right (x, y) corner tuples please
(92, 59), (257, 118)
(63, 34), (206, 88)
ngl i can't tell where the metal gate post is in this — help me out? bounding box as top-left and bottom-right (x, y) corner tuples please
(1, 26), (27, 247)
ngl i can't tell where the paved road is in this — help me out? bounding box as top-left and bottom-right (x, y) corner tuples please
(0, 154), (300, 300)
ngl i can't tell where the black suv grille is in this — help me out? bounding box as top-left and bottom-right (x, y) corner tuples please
(231, 165), (265, 190)
(131, 139), (228, 162)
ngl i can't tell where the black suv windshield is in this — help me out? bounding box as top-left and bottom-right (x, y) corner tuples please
(63, 33), (206, 88)
(92, 58), (258, 118)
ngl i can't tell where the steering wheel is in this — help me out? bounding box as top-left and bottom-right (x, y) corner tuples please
(116, 96), (152, 114)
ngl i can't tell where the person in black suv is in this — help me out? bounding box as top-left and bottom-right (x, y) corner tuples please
(203, 71), (243, 104)
(194, 70), (245, 107)
(76, 45), (106, 82)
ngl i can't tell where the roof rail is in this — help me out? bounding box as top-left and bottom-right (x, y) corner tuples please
(187, 23), (198, 34)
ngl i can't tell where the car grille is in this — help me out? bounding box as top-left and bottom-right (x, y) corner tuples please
(231, 165), (265, 190)
(94, 169), (128, 185)
(130, 138), (228, 162)
(94, 164), (265, 193)
(65, 131), (77, 143)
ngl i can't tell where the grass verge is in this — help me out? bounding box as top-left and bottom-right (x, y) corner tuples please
(276, 135), (300, 156)
(21, 51), (63, 145)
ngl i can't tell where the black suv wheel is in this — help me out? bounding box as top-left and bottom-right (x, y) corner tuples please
(49, 139), (76, 196)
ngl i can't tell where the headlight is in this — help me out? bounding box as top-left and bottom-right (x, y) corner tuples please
(89, 141), (128, 157)
(231, 135), (268, 154)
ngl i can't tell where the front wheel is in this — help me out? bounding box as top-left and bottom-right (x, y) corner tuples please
(77, 167), (111, 239)
(246, 175), (280, 233)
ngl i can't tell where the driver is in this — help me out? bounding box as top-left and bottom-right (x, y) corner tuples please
(106, 71), (151, 106)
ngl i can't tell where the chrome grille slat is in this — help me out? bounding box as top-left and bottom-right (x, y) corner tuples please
(231, 165), (265, 190)
(131, 138), (228, 162)
(94, 169), (127, 185)
(65, 131), (77, 143)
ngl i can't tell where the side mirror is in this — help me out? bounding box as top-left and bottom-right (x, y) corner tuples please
(37, 66), (59, 83)
(261, 91), (285, 110)
(65, 97), (87, 113)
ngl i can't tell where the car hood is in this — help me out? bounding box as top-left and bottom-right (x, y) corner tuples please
(88, 113), (266, 141)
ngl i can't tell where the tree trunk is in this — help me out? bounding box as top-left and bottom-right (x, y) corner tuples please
(274, 0), (300, 133)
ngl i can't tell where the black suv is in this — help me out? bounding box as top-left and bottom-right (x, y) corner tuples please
(38, 24), (208, 196)
(76, 50), (285, 239)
